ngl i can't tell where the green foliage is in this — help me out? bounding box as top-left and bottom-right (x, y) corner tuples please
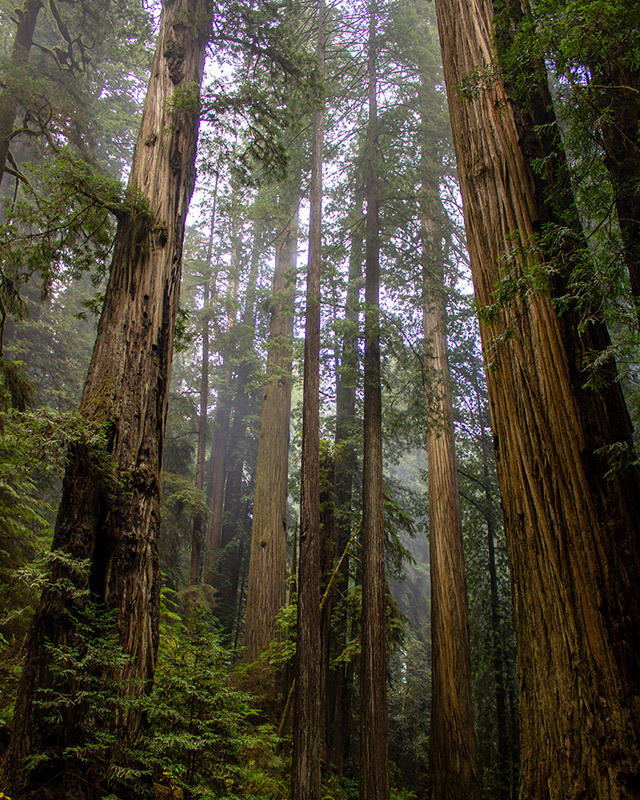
(147, 605), (286, 800)
(7, 584), (287, 799)
(0, 152), (125, 318)
(30, 600), (149, 797)
(0, 407), (116, 725)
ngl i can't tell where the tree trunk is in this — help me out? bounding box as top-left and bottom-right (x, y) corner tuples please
(215, 222), (262, 634)
(204, 220), (241, 569)
(433, 0), (640, 797)
(0, 0), (42, 188)
(596, 62), (640, 329)
(292, 3), (325, 796)
(328, 160), (364, 771)
(0, 1), (210, 795)
(244, 182), (299, 661)
(359, 4), (390, 799)
(475, 399), (511, 800)
(422, 201), (481, 800)
(220, 221), (262, 551)
(189, 185), (219, 587)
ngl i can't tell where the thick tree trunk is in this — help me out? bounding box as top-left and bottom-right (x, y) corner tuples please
(244, 186), (299, 661)
(292, 3), (325, 797)
(0, 0), (42, 188)
(422, 204), (481, 800)
(433, 0), (640, 797)
(359, 5), (390, 799)
(0, 1), (210, 796)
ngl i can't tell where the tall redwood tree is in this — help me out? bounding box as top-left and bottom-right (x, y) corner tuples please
(432, 0), (640, 797)
(359, 2), (390, 798)
(0, 1), (212, 795)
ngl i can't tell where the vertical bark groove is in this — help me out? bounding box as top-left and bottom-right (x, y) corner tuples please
(359, 4), (390, 798)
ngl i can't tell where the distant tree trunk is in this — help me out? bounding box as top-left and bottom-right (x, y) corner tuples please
(0, 1), (211, 796)
(189, 184), (219, 586)
(291, 2), (325, 797)
(328, 161), (364, 771)
(245, 183), (299, 661)
(221, 221), (262, 551)
(595, 62), (640, 328)
(204, 217), (241, 568)
(433, 0), (640, 797)
(421, 199), (481, 800)
(473, 390), (511, 800)
(359, 4), (389, 799)
(215, 222), (262, 633)
(467, 356), (515, 798)
(0, 0), (42, 188)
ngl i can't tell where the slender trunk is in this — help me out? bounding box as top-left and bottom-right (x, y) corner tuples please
(0, 0), (42, 187)
(189, 184), (219, 586)
(220, 223), (262, 551)
(0, 2), (211, 795)
(422, 203), (481, 800)
(359, 5), (389, 799)
(433, 0), (640, 796)
(320, 448), (335, 766)
(475, 404), (511, 800)
(291, 3), (325, 797)
(329, 163), (364, 770)
(596, 63), (640, 329)
(215, 225), (262, 633)
(244, 181), (299, 661)
(204, 216), (241, 568)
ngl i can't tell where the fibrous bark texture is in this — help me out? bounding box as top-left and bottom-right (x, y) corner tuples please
(244, 191), (298, 662)
(359, 4), (390, 798)
(433, 0), (640, 798)
(422, 208), (481, 800)
(292, 3), (325, 797)
(328, 161), (363, 771)
(0, 1), (210, 796)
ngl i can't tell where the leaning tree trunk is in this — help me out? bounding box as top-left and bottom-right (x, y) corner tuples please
(433, 0), (640, 797)
(292, 3), (325, 797)
(0, 1), (211, 796)
(244, 180), (299, 662)
(359, 4), (390, 799)
(421, 199), (481, 800)
(0, 0), (41, 188)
